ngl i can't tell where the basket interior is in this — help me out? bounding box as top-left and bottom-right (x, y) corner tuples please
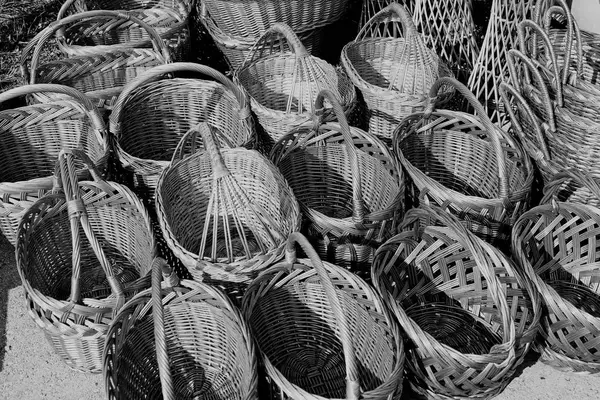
(118, 79), (249, 162)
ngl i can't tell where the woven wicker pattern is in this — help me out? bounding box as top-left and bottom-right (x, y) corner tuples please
(16, 150), (156, 373)
(235, 23), (356, 144)
(20, 10), (171, 119)
(270, 89), (403, 280)
(109, 62), (255, 208)
(341, 2), (454, 140)
(511, 169), (600, 374)
(393, 77), (533, 245)
(242, 232), (405, 399)
(0, 84), (108, 246)
(104, 257), (258, 399)
(372, 205), (541, 399)
(359, 0), (416, 29)
(156, 123), (301, 303)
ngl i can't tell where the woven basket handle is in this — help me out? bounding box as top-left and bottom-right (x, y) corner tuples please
(54, 149), (127, 320)
(240, 22), (310, 69)
(314, 89), (365, 224)
(284, 232), (360, 400)
(355, 2), (418, 41)
(20, 10), (171, 84)
(110, 62), (251, 135)
(541, 169), (600, 206)
(426, 77), (509, 198)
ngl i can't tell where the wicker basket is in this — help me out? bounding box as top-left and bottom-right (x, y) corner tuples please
(109, 62), (255, 209)
(270, 89), (403, 280)
(511, 169), (600, 374)
(372, 204), (541, 399)
(15, 150), (156, 373)
(104, 257), (258, 399)
(20, 10), (171, 121)
(359, 0), (416, 28)
(341, 2), (454, 140)
(235, 22), (356, 145)
(56, 0), (190, 61)
(0, 84), (108, 246)
(392, 76), (534, 246)
(155, 122), (301, 303)
(241, 232), (405, 399)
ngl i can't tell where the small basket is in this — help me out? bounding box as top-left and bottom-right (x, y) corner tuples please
(20, 10), (171, 121)
(393, 76), (534, 246)
(235, 22), (356, 145)
(372, 204), (541, 399)
(341, 2), (454, 140)
(56, 0), (191, 61)
(155, 122), (301, 303)
(241, 232), (405, 399)
(109, 62), (256, 208)
(16, 150), (156, 373)
(104, 257), (258, 399)
(511, 169), (600, 374)
(270, 89), (403, 280)
(0, 84), (108, 246)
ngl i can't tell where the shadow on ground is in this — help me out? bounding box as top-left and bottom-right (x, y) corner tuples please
(0, 235), (19, 372)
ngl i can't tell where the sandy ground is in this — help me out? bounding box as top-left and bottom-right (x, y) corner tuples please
(1, 235), (600, 400)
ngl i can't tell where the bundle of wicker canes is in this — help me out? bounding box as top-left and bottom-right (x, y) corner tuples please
(56, 0), (191, 61)
(512, 169), (600, 374)
(156, 122), (301, 304)
(341, 2), (454, 140)
(242, 232), (405, 399)
(235, 22), (356, 146)
(393, 76), (533, 246)
(104, 257), (258, 399)
(0, 84), (108, 246)
(270, 89), (403, 280)
(372, 203), (542, 399)
(16, 149), (156, 373)
(20, 10), (171, 121)
(109, 62), (255, 208)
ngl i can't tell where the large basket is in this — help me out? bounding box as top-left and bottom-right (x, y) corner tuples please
(511, 169), (600, 374)
(372, 204), (541, 399)
(341, 2), (454, 140)
(270, 89), (403, 280)
(235, 23), (356, 145)
(392, 77), (534, 246)
(109, 62), (256, 209)
(20, 10), (171, 121)
(242, 232), (405, 399)
(104, 257), (258, 399)
(0, 84), (108, 246)
(15, 150), (156, 373)
(56, 0), (191, 61)
(155, 122), (301, 303)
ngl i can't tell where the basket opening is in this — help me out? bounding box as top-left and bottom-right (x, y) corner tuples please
(548, 280), (600, 320)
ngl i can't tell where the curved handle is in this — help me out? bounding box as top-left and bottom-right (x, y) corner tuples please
(240, 22), (309, 69)
(426, 77), (508, 198)
(54, 149), (126, 320)
(355, 2), (419, 41)
(541, 169), (600, 205)
(21, 10), (171, 83)
(314, 89), (365, 224)
(284, 232), (360, 400)
(110, 62), (250, 134)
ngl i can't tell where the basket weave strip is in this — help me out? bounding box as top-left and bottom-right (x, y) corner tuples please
(359, 0), (416, 29)
(241, 232), (405, 399)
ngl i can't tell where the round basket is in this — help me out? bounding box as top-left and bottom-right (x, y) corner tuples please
(270, 89), (403, 280)
(511, 169), (600, 374)
(372, 204), (541, 399)
(241, 232), (405, 399)
(20, 10), (171, 121)
(235, 22), (356, 145)
(0, 84), (108, 246)
(156, 122), (301, 303)
(392, 76), (534, 246)
(341, 2), (454, 140)
(15, 150), (156, 373)
(104, 257), (258, 399)
(56, 0), (190, 61)
(109, 62), (256, 209)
